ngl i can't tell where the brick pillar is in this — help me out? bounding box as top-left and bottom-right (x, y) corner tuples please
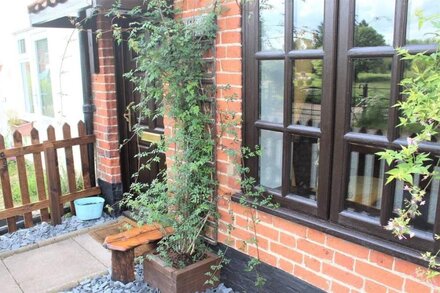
(215, 0), (243, 196)
(92, 12), (123, 208)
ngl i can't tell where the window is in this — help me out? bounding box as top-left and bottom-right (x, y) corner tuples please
(16, 37), (55, 117)
(17, 39), (34, 113)
(244, 0), (440, 252)
(35, 38), (54, 117)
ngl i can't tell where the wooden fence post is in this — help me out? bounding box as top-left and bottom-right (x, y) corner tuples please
(44, 126), (62, 226)
(31, 128), (50, 222)
(0, 135), (17, 232)
(13, 131), (33, 228)
(63, 123), (77, 214)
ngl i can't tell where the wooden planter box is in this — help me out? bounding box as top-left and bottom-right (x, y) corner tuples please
(143, 252), (220, 293)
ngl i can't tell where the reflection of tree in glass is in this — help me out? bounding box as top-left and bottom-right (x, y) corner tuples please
(349, 19), (391, 133)
(352, 57), (392, 132)
(259, 0), (284, 51)
(355, 19), (386, 46)
(314, 23), (324, 48)
(354, 20), (387, 77)
(293, 23), (323, 50)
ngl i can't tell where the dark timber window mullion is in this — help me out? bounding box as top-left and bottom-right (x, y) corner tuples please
(330, 0), (353, 222)
(282, 1), (293, 196)
(317, 0), (338, 219)
(243, 0), (259, 181)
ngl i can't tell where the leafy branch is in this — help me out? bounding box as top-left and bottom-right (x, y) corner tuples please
(377, 12), (440, 277)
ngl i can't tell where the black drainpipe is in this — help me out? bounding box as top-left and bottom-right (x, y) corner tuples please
(78, 10), (96, 187)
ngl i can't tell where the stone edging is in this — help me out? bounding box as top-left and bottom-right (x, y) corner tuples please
(0, 218), (119, 260)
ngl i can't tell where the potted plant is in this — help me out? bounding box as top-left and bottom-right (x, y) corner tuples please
(109, 1), (222, 292)
(8, 115), (33, 136)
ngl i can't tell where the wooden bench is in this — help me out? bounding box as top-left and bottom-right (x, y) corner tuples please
(103, 223), (173, 283)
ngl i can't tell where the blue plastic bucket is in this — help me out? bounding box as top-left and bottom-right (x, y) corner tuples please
(74, 196), (105, 221)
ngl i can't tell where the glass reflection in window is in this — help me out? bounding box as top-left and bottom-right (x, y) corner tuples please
(260, 60), (284, 123)
(292, 59), (322, 127)
(259, 0), (285, 51)
(354, 0), (395, 47)
(36, 38), (54, 117)
(346, 146), (385, 217)
(20, 62), (34, 113)
(350, 58), (392, 135)
(259, 130), (283, 189)
(406, 0), (440, 45)
(290, 136), (319, 200)
(293, 0), (324, 50)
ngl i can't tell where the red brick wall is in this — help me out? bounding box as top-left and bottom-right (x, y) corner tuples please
(218, 201), (440, 292)
(175, 1), (440, 292)
(92, 12), (122, 185)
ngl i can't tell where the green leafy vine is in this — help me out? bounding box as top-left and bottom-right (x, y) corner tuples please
(377, 12), (440, 278)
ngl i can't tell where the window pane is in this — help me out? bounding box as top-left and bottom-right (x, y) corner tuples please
(393, 163), (440, 232)
(293, 0), (324, 50)
(259, 130), (283, 189)
(36, 39), (54, 117)
(406, 0), (440, 45)
(350, 58), (392, 135)
(346, 146), (385, 217)
(17, 39), (26, 54)
(20, 62), (34, 113)
(354, 0), (395, 47)
(292, 59), (322, 127)
(290, 135), (319, 200)
(260, 60), (284, 123)
(259, 0), (285, 51)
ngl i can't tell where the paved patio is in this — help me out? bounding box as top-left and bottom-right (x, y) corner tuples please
(0, 222), (116, 293)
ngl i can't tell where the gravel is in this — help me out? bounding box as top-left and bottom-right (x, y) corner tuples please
(0, 214), (113, 252)
(1, 214), (234, 293)
(62, 265), (155, 293)
(62, 264), (234, 293)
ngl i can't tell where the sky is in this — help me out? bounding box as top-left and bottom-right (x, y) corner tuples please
(0, 1), (32, 65)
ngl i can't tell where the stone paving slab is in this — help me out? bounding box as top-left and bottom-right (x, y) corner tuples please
(73, 233), (111, 267)
(3, 239), (107, 293)
(0, 259), (22, 293)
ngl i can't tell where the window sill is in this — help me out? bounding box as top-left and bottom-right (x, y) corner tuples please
(231, 194), (429, 268)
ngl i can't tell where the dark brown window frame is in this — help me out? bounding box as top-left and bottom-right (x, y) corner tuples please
(242, 0), (440, 258)
(243, 0), (337, 219)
